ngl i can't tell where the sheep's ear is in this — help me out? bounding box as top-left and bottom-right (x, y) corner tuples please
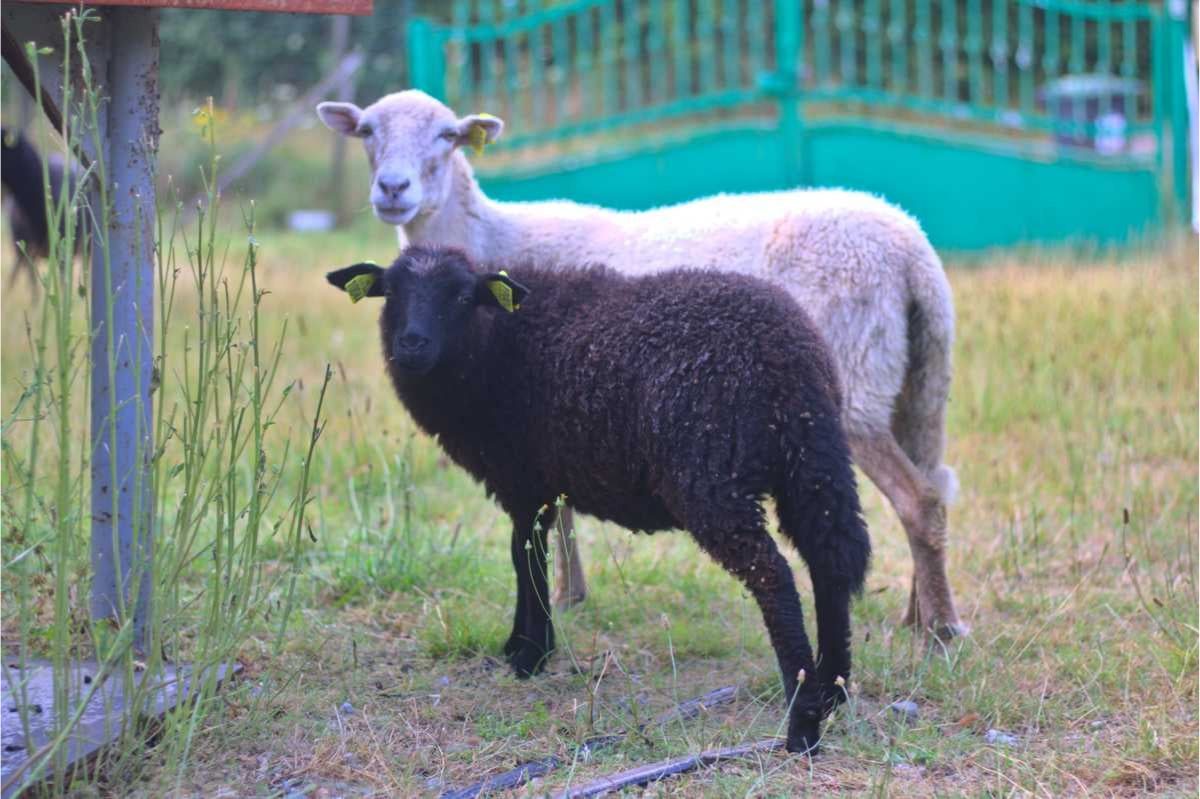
(456, 113), (504, 154)
(476, 271), (529, 313)
(316, 102), (365, 137)
(327, 262), (385, 303)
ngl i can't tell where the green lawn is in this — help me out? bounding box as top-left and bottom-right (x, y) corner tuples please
(2, 227), (1196, 797)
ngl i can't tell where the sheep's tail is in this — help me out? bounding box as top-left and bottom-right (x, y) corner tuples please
(776, 406), (871, 595)
(893, 237), (958, 505)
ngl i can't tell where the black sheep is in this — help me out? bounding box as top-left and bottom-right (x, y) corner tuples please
(328, 246), (871, 753)
(1, 127), (77, 289)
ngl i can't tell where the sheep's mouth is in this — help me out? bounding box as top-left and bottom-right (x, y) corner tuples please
(390, 351), (437, 375)
(373, 203), (419, 225)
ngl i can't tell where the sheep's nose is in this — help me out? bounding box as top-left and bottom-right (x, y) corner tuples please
(376, 176), (411, 198)
(396, 332), (429, 352)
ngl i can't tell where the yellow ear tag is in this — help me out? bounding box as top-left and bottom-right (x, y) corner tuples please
(486, 271), (517, 312)
(467, 113), (497, 155)
(345, 272), (377, 304)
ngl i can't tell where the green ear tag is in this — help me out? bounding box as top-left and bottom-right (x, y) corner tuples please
(467, 113), (497, 155)
(487, 271), (517, 312)
(345, 273), (377, 304)
(467, 126), (488, 155)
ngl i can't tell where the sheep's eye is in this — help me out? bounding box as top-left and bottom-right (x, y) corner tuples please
(440, 129), (458, 142)
(358, 124), (374, 137)
(456, 292), (473, 306)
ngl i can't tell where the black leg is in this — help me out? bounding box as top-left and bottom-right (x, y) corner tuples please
(503, 526), (527, 657)
(810, 571), (854, 714)
(774, 453), (870, 720)
(505, 505), (556, 677)
(693, 527), (822, 753)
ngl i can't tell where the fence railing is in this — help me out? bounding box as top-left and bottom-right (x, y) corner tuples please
(413, 1), (1179, 154)
(408, 0), (1193, 231)
(414, 1), (779, 152)
(798, 0), (1162, 143)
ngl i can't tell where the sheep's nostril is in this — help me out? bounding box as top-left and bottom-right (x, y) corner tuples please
(377, 177), (411, 198)
(396, 333), (429, 352)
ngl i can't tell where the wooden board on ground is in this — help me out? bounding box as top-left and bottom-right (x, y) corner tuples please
(0, 659), (241, 798)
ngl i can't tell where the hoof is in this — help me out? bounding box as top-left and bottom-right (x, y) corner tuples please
(507, 644), (552, 678)
(551, 589), (587, 612)
(927, 620), (971, 642)
(786, 720), (821, 755)
(901, 608), (970, 641)
(787, 703), (822, 755)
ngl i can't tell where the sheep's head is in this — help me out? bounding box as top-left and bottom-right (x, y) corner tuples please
(327, 247), (529, 376)
(316, 91), (503, 226)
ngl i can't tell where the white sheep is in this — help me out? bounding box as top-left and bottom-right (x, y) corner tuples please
(317, 89), (967, 639)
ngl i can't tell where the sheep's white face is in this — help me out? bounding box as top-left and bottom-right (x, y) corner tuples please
(316, 90), (503, 227)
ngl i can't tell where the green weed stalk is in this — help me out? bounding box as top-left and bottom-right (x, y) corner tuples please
(0, 14), (329, 796)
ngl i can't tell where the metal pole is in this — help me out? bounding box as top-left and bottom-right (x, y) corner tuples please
(90, 7), (159, 652)
(329, 13), (352, 226)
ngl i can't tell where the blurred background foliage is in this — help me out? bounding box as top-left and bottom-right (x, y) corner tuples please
(157, 2), (420, 108)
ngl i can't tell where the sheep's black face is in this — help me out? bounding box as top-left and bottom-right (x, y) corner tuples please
(327, 246), (530, 377)
(382, 250), (480, 375)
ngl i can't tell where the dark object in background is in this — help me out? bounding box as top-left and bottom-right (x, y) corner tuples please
(0, 127), (79, 290)
(1041, 74), (1144, 153)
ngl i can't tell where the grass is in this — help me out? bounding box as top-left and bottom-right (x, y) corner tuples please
(2, 221), (1196, 796)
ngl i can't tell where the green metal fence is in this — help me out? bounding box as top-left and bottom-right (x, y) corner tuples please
(408, 1), (1193, 249)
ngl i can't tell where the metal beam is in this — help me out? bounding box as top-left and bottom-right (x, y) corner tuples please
(88, 6), (158, 651)
(15, 0), (372, 13)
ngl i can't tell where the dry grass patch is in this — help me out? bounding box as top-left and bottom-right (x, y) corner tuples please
(4, 233), (1196, 797)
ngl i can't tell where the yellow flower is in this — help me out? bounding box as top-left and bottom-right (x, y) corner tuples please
(192, 103), (229, 134)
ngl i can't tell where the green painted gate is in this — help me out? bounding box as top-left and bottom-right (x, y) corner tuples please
(408, 1), (1193, 250)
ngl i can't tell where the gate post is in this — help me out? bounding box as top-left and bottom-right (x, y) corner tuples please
(408, 17), (446, 102)
(1166, 0), (1192, 224)
(774, 0), (803, 187)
